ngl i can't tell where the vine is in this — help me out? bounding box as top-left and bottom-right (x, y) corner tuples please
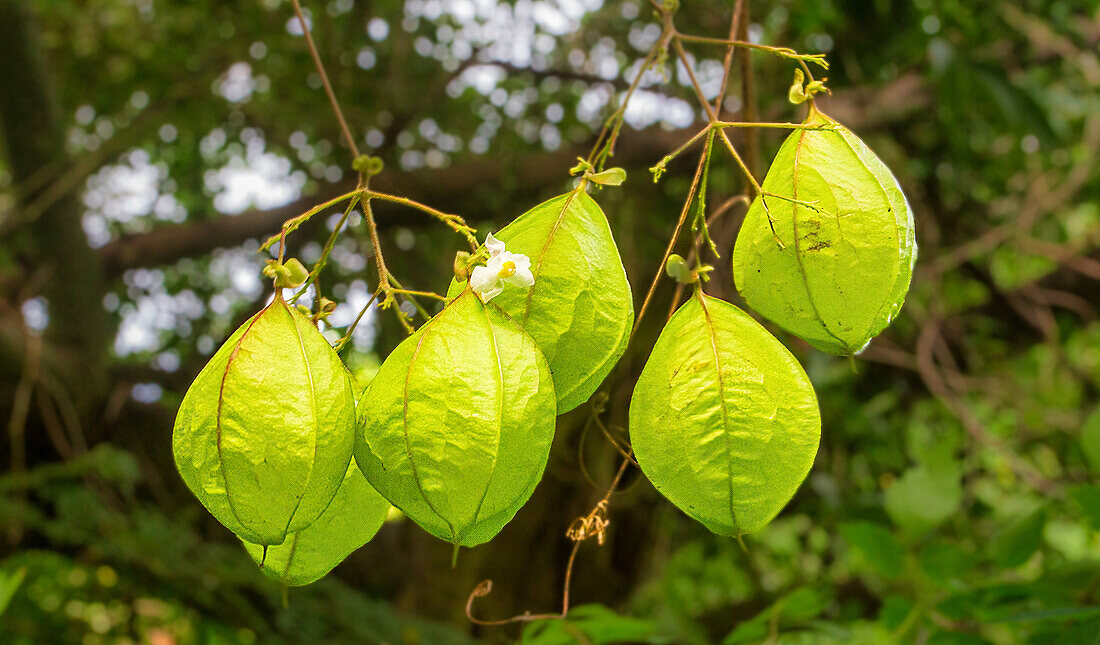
(460, 0), (839, 627)
(171, 0), (916, 631)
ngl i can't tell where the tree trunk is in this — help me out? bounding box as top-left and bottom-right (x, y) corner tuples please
(0, 0), (111, 407)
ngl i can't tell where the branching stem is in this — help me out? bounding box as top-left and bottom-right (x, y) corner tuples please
(586, 29), (672, 171)
(334, 288), (381, 352)
(673, 31), (828, 73)
(291, 192), (362, 305)
(290, 0), (360, 157)
(465, 457), (632, 626)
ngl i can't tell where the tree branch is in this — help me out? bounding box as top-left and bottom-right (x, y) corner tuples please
(98, 75), (930, 275)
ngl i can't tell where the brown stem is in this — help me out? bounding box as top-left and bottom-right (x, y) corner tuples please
(466, 457), (632, 626)
(712, 0), (746, 117)
(631, 149), (710, 344)
(290, 0), (360, 158)
(334, 287), (382, 352)
(362, 189), (476, 249)
(673, 31), (828, 71)
(667, 194), (749, 321)
(671, 38), (720, 122)
(736, 0), (760, 179)
(586, 23), (675, 171)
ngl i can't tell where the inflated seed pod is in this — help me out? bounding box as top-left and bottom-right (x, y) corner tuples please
(629, 293), (820, 536)
(242, 462), (391, 586)
(173, 294), (356, 546)
(447, 190), (633, 413)
(732, 104), (917, 355)
(355, 289), (556, 548)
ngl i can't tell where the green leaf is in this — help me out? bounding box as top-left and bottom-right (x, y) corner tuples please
(0, 567), (26, 618)
(447, 189), (634, 413)
(521, 604), (670, 645)
(1070, 485), (1100, 530)
(926, 632), (990, 645)
(840, 520), (905, 578)
(878, 595), (915, 631)
(732, 105), (916, 355)
(723, 613), (769, 644)
(992, 605), (1100, 624)
(1081, 408), (1100, 473)
(588, 167), (626, 186)
(243, 462), (391, 586)
(629, 293), (821, 536)
(919, 540), (973, 584)
(173, 296), (356, 546)
(884, 457), (962, 536)
(989, 506), (1047, 568)
(355, 290), (557, 548)
(723, 583), (835, 644)
(777, 583), (835, 622)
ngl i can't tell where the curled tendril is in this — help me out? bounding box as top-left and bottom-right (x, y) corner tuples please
(567, 500), (610, 545)
(465, 457), (632, 627)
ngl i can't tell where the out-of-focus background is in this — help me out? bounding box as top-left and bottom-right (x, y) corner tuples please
(1, 0), (1099, 643)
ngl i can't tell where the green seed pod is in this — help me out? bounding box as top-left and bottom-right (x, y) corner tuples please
(173, 295), (356, 546)
(629, 293), (820, 536)
(242, 462), (391, 586)
(732, 105), (917, 355)
(355, 289), (556, 548)
(447, 190), (633, 413)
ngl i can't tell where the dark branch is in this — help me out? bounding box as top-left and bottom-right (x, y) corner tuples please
(97, 75), (930, 276)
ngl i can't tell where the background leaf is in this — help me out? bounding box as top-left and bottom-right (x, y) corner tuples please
(990, 506), (1047, 569)
(840, 521), (905, 579)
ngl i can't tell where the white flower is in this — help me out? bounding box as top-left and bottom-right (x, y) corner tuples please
(469, 233), (534, 303)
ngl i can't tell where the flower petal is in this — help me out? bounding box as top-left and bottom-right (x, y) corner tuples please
(506, 264), (535, 289)
(478, 284), (504, 302)
(509, 253), (532, 271)
(484, 253), (505, 275)
(485, 232), (506, 257)
(470, 265), (499, 295)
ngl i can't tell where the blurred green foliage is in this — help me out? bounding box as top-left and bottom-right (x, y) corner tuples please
(0, 445), (474, 644)
(3, 0), (1100, 643)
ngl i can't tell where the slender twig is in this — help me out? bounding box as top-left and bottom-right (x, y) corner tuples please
(714, 121), (833, 130)
(261, 190), (361, 252)
(262, 188), (475, 254)
(667, 195), (749, 321)
(690, 130), (718, 262)
(291, 191), (362, 305)
(334, 288), (382, 352)
(649, 126), (711, 179)
(392, 288), (446, 301)
(712, 0), (746, 118)
(672, 37), (720, 122)
(665, 35), (784, 248)
(651, 122), (834, 179)
(586, 31), (671, 171)
(363, 190), (477, 249)
(388, 275), (433, 321)
(466, 457), (632, 626)
(359, 187), (413, 333)
(735, 0), (761, 178)
(290, 0), (360, 157)
(287, 0), (457, 334)
(673, 32), (828, 70)
(631, 149), (710, 344)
